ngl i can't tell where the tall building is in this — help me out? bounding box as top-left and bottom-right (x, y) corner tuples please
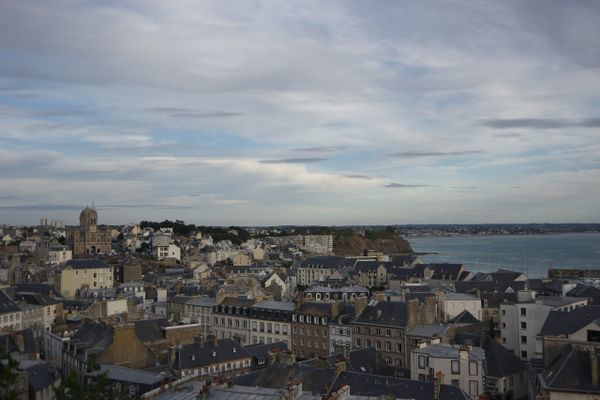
(73, 206), (111, 256)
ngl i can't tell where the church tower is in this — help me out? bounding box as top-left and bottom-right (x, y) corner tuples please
(79, 206), (98, 233)
(73, 205), (111, 256)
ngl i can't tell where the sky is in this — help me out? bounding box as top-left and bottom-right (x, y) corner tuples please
(1, 0), (600, 226)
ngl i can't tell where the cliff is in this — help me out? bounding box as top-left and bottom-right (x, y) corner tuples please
(333, 229), (413, 256)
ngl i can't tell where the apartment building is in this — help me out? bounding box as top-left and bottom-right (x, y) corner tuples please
(248, 301), (294, 349)
(212, 298), (255, 346)
(292, 301), (344, 358)
(184, 296), (216, 336)
(57, 259), (114, 299)
(411, 343), (485, 400)
(499, 291), (588, 360)
(352, 299), (439, 369)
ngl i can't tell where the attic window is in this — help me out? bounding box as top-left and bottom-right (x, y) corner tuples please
(191, 355), (195, 360)
(212, 351), (216, 357)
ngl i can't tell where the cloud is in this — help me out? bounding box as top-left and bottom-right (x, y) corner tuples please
(288, 146), (348, 153)
(390, 151), (482, 158)
(493, 132), (522, 138)
(384, 183), (432, 188)
(482, 118), (600, 129)
(260, 158), (327, 164)
(345, 174), (374, 180)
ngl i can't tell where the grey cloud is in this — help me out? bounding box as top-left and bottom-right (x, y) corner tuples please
(260, 158), (327, 164)
(451, 186), (478, 190)
(345, 174), (374, 180)
(384, 183), (431, 188)
(288, 146), (348, 153)
(0, 203), (191, 212)
(390, 150), (482, 158)
(493, 132), (522, 138)
(169, 111), (243, 118)
(148, 108), (242, 118)
(482, 118), (600, 129)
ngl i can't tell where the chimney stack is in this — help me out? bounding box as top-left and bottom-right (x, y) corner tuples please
(434, 371), (444, 400)
(591, 350), (599, 387)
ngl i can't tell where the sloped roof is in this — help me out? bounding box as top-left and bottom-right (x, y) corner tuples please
(353, 301), (408, 328)
(66, 259), (109, 269)
(540, 305), (600, 336)
(450, 310), (480, 324)
(173, 338), (249, 370)
(427, 263), (464, 280)
(26, 363), (57, 392)
(0, 289), (20, 313)
(330, 371), (469, 400)
(89, 364), (167, 385)
(133, 318), (167, 342)
(540, 344), (599, 393)
(454, 333), (526, 378)
(301, 256), (348, 269)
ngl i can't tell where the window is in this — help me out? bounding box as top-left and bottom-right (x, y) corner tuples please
(385, 341), (391, 352)
(451, 379), (460, 387)
(418, 355), (428, 369)
(386, 329), (391, 337)
(365, 339), (371, 348)
(469, 361), (478, 376)
(520, 307), (526, 316)
(520, 321), (527, 329)
(252, 321), (257, 331)
(395, 343), (402, 353)
(376, 341), (381, 350)
(520, 335), (527, 344)
(501, 309), (505, 316)
(355, 338), (361, 347)
(468, 380), (478, 396)
(521, 351), (528, 358)
(451, 360), (460, 374)
(502, 323), (506, 329)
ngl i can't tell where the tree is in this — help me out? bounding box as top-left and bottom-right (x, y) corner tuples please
(0, 348), (19, 400)
(54, 366), (133, 400)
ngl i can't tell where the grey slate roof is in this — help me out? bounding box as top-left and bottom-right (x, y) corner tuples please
(540, 305), (600, 336)
(454, 333), (526, 378)
(353, 301), (408, 328)
(0, 289), (20, 313)
(133, 318), (167, 342)
(450, 310), (480, 324)
(26, 363), (57, 392)
(70, 322), (114, 356)
(427, 263), (464, 280)
(173, 338), (249, 370)
(330, 371), (469, 400)
(244, 341), (289, 367)
(66, 259), (109, 269)
(301, 256), (349, 269)
(89, 364), (167, 385)
(540, 344), (599, 393)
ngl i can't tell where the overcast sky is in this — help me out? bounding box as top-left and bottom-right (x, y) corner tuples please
(1, 0), (599, 226)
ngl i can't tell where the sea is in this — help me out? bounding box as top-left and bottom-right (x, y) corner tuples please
(407, 232), (600, 278)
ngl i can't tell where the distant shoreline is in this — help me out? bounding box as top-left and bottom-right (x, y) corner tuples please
(405, 231), (600, 239)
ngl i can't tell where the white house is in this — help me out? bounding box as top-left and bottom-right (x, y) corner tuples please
(439, 292), (482, 322)
(411, 343), (485, 400)
(499, 291), (588, 360)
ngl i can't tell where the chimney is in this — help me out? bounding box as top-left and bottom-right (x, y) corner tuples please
(334, 358), (347, 375)
(407, 299), (420, 328)
(434, 371), (444, 400)
(591, 350), (599, 387)
(354, 297), (368, 318)
(459, 345), (469, 360)
(207, 334), (218, 346)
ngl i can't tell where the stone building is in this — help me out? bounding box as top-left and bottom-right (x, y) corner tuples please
(291, 301), (344, 358)
(352, 299), (439, 369)
(73, 206), (111, 256)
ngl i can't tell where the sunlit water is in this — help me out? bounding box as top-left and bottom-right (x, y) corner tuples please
(407, 233), (600, 278)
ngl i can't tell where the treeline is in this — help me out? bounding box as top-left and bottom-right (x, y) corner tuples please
(139, 220), (250, 244)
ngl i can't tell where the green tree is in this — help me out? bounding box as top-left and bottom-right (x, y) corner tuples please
(0, 348), (19, 400)
(54, 365), (132, 400)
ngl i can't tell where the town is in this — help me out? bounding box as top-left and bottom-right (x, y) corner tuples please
(1, 206), (598, 400)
